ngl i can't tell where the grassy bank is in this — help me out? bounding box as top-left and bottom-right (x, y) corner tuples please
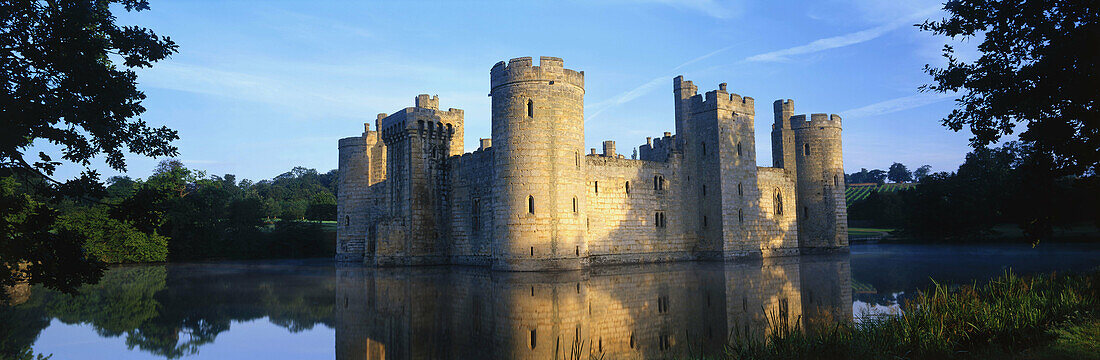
(703, 270), (1100, 359)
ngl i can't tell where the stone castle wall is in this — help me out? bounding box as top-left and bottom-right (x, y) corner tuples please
(583, 156), (692, 265)
(446, 147), (495, 264)
(336, 56), (848, 270)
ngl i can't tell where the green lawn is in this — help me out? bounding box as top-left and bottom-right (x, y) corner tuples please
(849, 227), (895, 240)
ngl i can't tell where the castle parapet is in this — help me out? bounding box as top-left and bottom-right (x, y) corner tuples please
(791, 113), (842, 129)
(692, 85), (755, 115)
(490, 56), (585, 92)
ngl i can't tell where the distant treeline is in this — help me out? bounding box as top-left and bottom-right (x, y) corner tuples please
(847, 142), (1099, 240)
(1, 160), (338, 264)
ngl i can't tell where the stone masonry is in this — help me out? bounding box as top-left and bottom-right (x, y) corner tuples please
(337, 56), (848, 270)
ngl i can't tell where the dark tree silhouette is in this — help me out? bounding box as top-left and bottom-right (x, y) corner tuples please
(920, 0), (1100, 176)
(888, 163), (913, 183)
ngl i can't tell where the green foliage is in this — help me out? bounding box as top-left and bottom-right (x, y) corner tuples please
(844, 183), (914, 204)
(846, 142), (1099, 240)
(55, 207), (168, 264)
(0, 175), (104, 295)
(305, 192), (336, 222)
(845, 168), (887, 185)
(0, 0), (178, 297)
(887, 162), (912, 183)
(920, 0), (1100, 176)
(715, 270), (1100, 360)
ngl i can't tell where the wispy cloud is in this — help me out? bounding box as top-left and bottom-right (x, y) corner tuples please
(622, 0), (740, 19)
(588, 7), (939, 119)
(587, 43), (743, 120)
(136, 57), (482, 119)
(745, 7), (939, 63)
(841, 92), (955, 119)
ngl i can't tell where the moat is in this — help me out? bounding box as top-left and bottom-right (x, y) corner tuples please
(6, 243), (1099, 359)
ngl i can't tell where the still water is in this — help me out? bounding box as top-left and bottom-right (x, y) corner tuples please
(4, 243), (1099, 359)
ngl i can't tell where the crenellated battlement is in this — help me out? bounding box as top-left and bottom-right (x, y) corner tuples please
(338, 136), (365, 149)
(673, 76), (698, 97)
(773, 99), (795, 127)
(691, 83), (755, 115)
(791, 113), (842, 130)
(490, 56), (585, 92)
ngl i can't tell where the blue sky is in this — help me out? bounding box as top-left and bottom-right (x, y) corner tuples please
(41, 0), (983, 181)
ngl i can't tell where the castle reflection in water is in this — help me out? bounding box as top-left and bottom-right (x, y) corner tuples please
(335, 255), (850, 360)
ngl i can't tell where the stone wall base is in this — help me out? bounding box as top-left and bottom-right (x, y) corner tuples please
(798, 246), (849, 255)
(335, 253), (364, 263)
(344, 246), (845, 270)
(491, 257), (588, 271)
(588, 251), (696, 266)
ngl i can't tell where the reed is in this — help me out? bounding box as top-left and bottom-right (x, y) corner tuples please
(704, 270), (1100, 359)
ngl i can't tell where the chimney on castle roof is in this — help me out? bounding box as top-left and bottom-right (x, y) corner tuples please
(719, 83), (727, 91)
(479, 138), (492, 151)
(602, 140), (616, 157)
(663, 132), (672, 137)
(590, 148), (597, 156)
(646, 137), (653, 146)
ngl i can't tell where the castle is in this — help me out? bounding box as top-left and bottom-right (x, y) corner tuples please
(337, 56), (847, 270)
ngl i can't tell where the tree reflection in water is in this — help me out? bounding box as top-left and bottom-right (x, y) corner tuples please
(1, 256), (850, 359)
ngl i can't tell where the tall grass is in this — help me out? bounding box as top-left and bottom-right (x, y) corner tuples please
(711, 270), (1099, 359)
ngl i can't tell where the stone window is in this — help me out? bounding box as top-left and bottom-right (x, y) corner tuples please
(344, 215), (349, 226)
(572, 197), (578, 213)
(834, 174), (839, 187)
(630, 332), (636, 349)
(738, 182), (743, 196)
(701, 141), (706, 156)
(625, 181), (630, 194)
(774, 189), (783, 215)
(594, 181), (599, 194)
(659, 334), (671, 351)
(702, 184), (706, 196)
(737, 142), (742, 157)
(779, 298), (790, 328)
(527, 99), (534, 118)
(654, 212), (667, 228)
(657, 295), (669, 313)
(528, 196), (535, 214)
(472, 198), (481, 230)
(703, 215), (708, 228)
(654, 175), (665, 191)
(575, 151), (580, 167)
(738, 209), (744, 224)
(530, 329), (537, 349)
(804, 143), (810, 156)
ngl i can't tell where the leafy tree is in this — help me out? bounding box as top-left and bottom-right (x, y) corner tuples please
(888, 163), (913, 183)
(847, 168), (887, 184)
(920, 0), (1099, 176)
(913, 165), (932, 182)
(867, 169), (888, 185)
(305, 192), (336, 222)
(56, 206), (168, 263)
(0, 0), (178, 296)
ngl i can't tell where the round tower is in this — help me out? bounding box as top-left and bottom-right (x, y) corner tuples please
(490, 56), (587, 271)
(792, 114), (847, 250)
(337, 133), (370, 262)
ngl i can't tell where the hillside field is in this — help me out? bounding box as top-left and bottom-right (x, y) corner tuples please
(845, 183), (915, 204)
